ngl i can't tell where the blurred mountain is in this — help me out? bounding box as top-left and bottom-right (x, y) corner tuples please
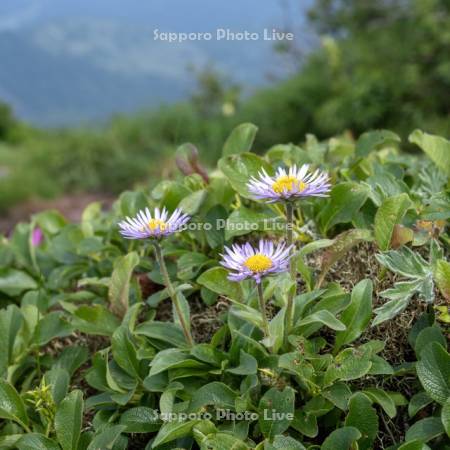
(0, 0), (313, 126)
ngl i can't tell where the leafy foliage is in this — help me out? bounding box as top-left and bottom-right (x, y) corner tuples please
(0, 124), (448, 448)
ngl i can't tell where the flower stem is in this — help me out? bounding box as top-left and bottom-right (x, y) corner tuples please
(153, 241), (194, 347)
(257, 281), (270, 342)
(284, 201), (296, 341)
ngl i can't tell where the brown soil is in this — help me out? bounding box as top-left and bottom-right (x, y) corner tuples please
(155, 296), (229, 343)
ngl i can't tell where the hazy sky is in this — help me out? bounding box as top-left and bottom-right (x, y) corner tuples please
(0, 0), (312, 30)
(0, 0), (315, 125)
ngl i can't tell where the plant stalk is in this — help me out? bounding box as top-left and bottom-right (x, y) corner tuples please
(257, 282), (270, 343)
(153, 241), (194, 347)
(284, 201), (296, 341)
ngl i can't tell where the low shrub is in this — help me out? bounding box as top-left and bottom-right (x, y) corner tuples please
(0, 124), (448, 448)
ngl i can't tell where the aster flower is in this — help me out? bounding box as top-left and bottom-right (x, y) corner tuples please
(118, 207), (190, 239)
(247, 164), (331, 202)
(220, 240), (293, 284)
(118, 205), (194, 346)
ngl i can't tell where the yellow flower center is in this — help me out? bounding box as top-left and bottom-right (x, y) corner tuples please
(141, 219), (167, 232)
(272, 175), (307, 194)
(244, 254), (273, 273)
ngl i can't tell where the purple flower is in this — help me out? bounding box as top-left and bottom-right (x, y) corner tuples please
(31, 227), (44, 246)
(220, 240), (293, 284)
(118, 207), (190, 239)
(247, 164), (331, 203)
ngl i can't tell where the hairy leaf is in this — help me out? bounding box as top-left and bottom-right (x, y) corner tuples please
(416, 343), (450, 404)
(345, 393), (378, 450)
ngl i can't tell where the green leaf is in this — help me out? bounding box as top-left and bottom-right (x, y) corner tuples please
(191, 344), (224, 366)
(0, 268), (37, 296)
(344, 393), (378, 450)
(408, 392), (433, 418)
(203, 205), (227, 249)
(17, 434), (60, 450)
(197, 267), (242, 301)
(267, 435), (306, 450)
(258, 387), (295, 439)
(296, 310), (346, 332)
(442, 397), (450, 437)
(69, 304), (120, 337)
(45, 368), (70, 405)
(119, 191), (150, 217)
(303, 397), (332, 419)
(108, 252), (140, 318)
(87, 425), (126, 450)
(398, 440), (431, 450)
(149, 349), (207, 377)
(152, 420), (200, 447)
(230, 303), (265, 330)
(368, 355), (394, 375)
(34, 209), (67, 233)
(160, 382), (183, 416)
(363, 388), (397, 418)
(268, 308), (285, 354)
(374, 193), (412, 251)
(321, 427), (362, 450)
(291, 409), (318, 438)
(54, 390), (83, 450)
(33, 311), (73, 346)
(356, 130), (400, 157)
(189, 382), (237, 412)
(415, 326), (446, 357)
(435, 259), (450, 301)
(319, 182), (370, 233)
(322, 383), (352, 410)
(408, 312), (435, 348)
(0, 305), (22, 376)
(325, 347), (372, 384)
(405, 417), (444, 442)
(178, 189), (207, 215)
(177, 252), (210, 280)
(416, 343), (450, 404)
(222, 123), (258, 156)
(81, 201), (102, 237)
(335, 279), (373, 351)
(409, 130), (450, 176)
(227, 350), (257, 375)
(218, 152), (272, 198)
(225, 206), (279, 240)
(135, 321), (187, 348)
(0, 379), (29, 428)
(112, 325), (140, 379)
(119, 406), (161, 433)
(172, 290), (191, 337)
(196, 431), (250, 450)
